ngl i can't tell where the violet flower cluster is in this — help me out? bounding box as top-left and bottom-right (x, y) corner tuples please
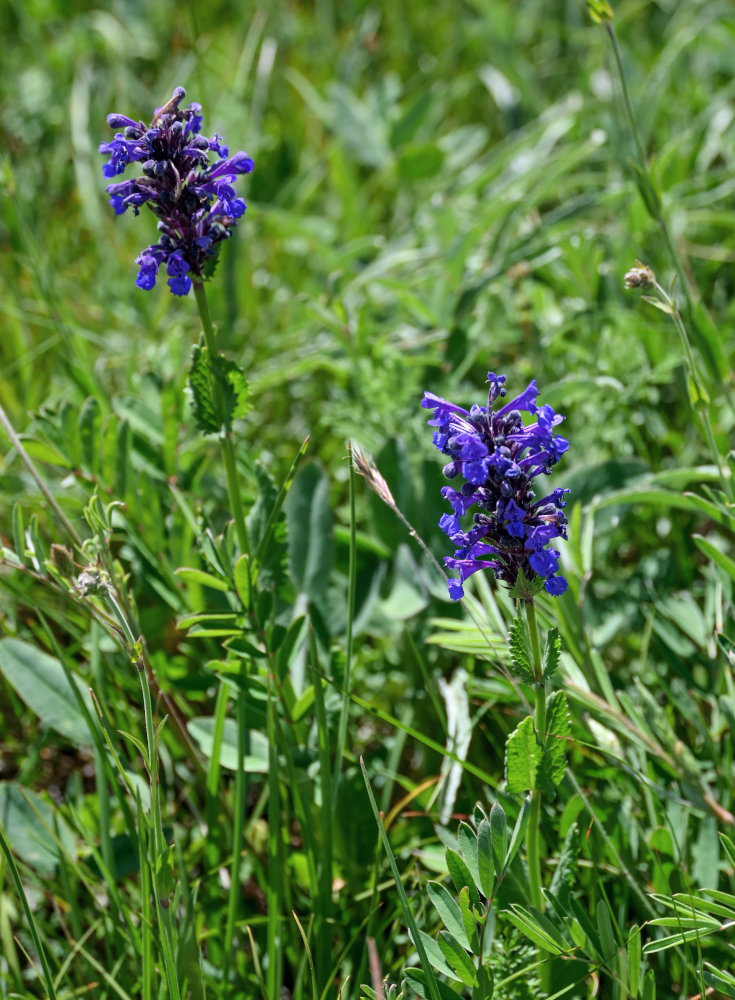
(100, 87), (254, 296)
(422, 373), (570, 600)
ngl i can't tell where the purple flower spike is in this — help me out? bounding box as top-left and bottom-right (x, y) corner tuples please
(423, 371), (570, 600)
(101, 86), (254, 296)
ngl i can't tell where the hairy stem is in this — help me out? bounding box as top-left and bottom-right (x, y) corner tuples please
(525, 599), (546, 914)
(193, 280), (250, 554)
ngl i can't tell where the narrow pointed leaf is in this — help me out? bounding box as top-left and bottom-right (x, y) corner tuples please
(503, 793), (532, 873)
(476, 819), (494, 897)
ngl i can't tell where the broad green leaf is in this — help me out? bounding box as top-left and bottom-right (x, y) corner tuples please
(285, 463), (334, 601)
(505, 716), (541, 794)
(541, 627), (561, 680)
(418, 931), (455, 980)
(0, 783), (76, 875)
(0, 639), (95, 745)
(427, 881), (470, 949)
(446, 848), (480, 907)
(476, 818), (494, 897)
(437, 930), (476, 987)
(508, 615), (534, 683)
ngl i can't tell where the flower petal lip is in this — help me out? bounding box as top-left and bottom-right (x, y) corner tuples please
(423, 373), (570, 600)
(101, 86), (253, 296)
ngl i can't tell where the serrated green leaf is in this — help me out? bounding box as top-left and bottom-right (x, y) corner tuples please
(446, 848), (480, 907)
(437, 930), (476, 987)
(505, 716), (542, 794)
(549, 823), (579, 903)
(508, 614), (535, 683)
(541, 626), (561, 680)
(188, 342), (250, 436)
(427, 881), (470, 949)
(476, 819), (494, 897)
(540, 690), (570, 794)
(189, 343), (219, 435)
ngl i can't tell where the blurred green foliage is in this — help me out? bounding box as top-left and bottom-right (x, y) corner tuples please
(1, 0), (735, 997)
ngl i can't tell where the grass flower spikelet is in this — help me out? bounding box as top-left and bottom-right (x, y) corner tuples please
(422, 372), (570, 600)
(100, 86), (254, 296)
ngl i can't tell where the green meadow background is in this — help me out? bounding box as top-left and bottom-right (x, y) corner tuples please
(1, 0), (735, 997)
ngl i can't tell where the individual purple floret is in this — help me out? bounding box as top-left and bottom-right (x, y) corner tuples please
(422, 372), (570, 600)
(100, 87), (254, 296)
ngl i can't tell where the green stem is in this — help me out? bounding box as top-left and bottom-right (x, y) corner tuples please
(654, 281), (731, 499)
(334, 447), (357, 804)
(525, 599), (546, 914)
(224, 659), (248, 969)
(193, 281), (250, 554)
(525, 598), (550, 989)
